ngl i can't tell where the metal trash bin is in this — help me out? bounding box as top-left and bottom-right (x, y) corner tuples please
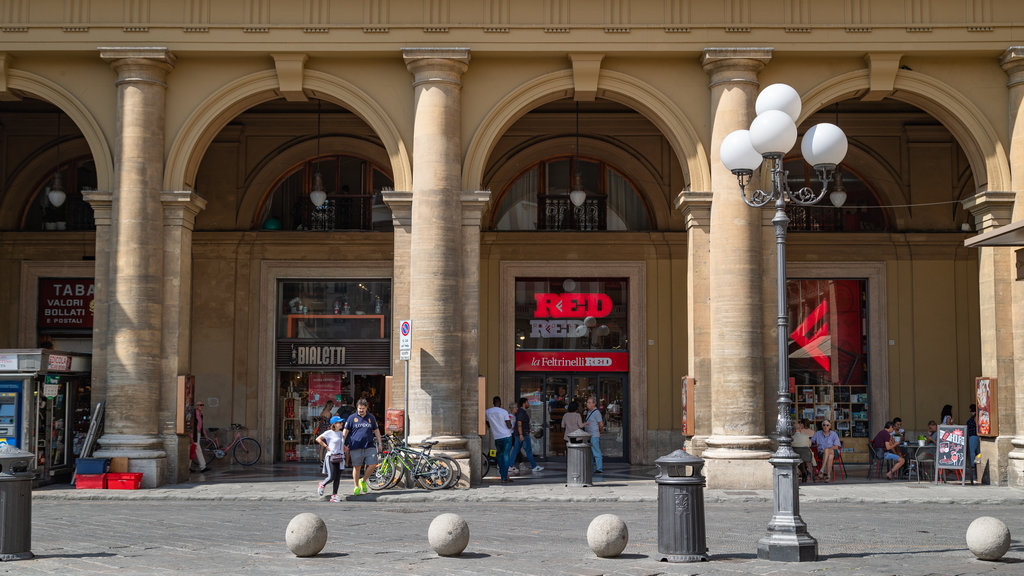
(655, 449), (708, 562)
(0, 443), (35, 561)
(565, 429), (593, 487)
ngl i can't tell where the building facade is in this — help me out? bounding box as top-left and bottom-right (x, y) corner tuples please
(0, 0), (1021, 489)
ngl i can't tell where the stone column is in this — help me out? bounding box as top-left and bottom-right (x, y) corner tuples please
(461, 190), (490, 485)
(675, 190), (713, 456)
(93, 48), (175, 488)
(383, 189), (413, 417)
(1000, 47), (1024, 490)
(700, 48), (774, 489)
(82, 189), (112, 404)
(160, 191), (207, 483)
(402, 48), (471, 460)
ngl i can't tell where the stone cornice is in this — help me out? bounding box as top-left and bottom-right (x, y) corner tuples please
(962, 190), (1016, 232)
(460, 190), (491, 227)
(674, 190), (713, 230)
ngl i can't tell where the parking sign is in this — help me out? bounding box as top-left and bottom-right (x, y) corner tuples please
(399, 320), (411, 351)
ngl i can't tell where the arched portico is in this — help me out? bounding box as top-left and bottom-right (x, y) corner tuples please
(463, 69), (711, 196)
(801, 69), (1010, 195)
(164, 68), (411, 195)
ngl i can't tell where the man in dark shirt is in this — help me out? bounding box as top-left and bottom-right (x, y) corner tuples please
(511, 397), (543, 473)
(966, 404), (979, 483)
(871, 421), (905, 480)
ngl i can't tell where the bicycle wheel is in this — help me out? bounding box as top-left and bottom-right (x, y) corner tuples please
(368, 455), (397, 490)
(435, 456), (461, 489)
(232, 437), (262, 465)
(415, 457), (452, 490)
(201, 437), (220, 460)
(480, 452), (490, 478)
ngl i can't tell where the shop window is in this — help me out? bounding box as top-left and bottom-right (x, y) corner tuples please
(514, 278), (629, 352)
(783, 160), (889, 232)
(493, 157), (651, 231)
(22, 157), (97, 232)
(788, 279), (869, 438)
(259, 154), (394, 232)
(278, 279), (391, 339)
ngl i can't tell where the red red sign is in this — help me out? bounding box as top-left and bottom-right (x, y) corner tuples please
(533, 293), (613, 319)
(308, 373), (341, 406)
(47, 353), (72, 372)
(515, 351), (628, 372)
(38, 278), (95, 329)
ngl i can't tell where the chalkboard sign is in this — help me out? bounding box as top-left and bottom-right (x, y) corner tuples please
(935, 425), (967, 485)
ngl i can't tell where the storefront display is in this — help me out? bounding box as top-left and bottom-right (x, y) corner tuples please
(275, 279), (391, 462)
(512, 278), (629, 462)
(788, 279), (870, 454)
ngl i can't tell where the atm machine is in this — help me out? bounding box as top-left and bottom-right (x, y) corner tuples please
(0, 349), (91, 484)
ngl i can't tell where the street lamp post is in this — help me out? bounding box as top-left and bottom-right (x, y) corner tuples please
(719, 83), (848, 563)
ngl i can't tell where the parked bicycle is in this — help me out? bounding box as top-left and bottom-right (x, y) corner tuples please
(201, 424), (262, 466)
(369, 434), (459, 490)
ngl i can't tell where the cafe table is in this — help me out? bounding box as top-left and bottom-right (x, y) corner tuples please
(899, 442), (936, 482)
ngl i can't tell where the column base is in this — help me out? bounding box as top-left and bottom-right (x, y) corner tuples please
(410, 434), (473, 489)
(94, 433), (168, 488)
(1008, 437), (1024, 490)
(702, 435), (773, 489)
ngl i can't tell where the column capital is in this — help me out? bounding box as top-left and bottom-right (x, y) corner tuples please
(701, 48), (773, 88)
(675, 190), (714, 230)
(1001, 47), (1024, 86)
(460, 190), (491, 226)
(962, 190), (1017, 232)
(403, 47), (470, 86)
(382, 189), (413, 227)
(161, 190), (208, 230)
(99, 47), (175, 85)
(82, 188), (113, 226)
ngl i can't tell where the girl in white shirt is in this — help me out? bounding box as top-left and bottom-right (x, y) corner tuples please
(316, 416), (346, 502)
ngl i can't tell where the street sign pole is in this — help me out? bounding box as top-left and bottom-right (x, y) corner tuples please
(399, 320), (412, 438)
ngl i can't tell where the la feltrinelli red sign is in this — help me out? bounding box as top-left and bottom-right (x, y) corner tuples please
(515, 351), (629, 372)
(38, 278), (95, 329)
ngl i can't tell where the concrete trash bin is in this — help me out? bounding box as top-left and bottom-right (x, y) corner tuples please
(655, 449), (708, 562)
(565, 429), (593, 487)
(0, 442), (35, 561)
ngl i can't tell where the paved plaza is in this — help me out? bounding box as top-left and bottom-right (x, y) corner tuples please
(13, 463), (1024, 575)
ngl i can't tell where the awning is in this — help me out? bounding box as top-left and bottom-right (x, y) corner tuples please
(964, 219), (1024, 248)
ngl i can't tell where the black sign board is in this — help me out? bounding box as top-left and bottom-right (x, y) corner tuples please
(935, 425), (967, 485)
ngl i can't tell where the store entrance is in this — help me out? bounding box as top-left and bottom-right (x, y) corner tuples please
(514, 372), (627, 462)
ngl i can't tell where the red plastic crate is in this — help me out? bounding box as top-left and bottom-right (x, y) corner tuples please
(106, 472), (143, 490)
(76, 474), (107, 489)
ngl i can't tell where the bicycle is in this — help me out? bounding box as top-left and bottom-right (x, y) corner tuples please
(370, 434), (458, 490)
(201, 424), (262, 466)
(481, 449), (496, 478)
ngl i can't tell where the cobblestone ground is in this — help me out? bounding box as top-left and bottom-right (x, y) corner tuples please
(10, 500), (1024, 575)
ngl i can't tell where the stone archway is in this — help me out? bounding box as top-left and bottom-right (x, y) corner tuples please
(164, 68), (411, 195)
(463, 69), (711, 196)
(801, 69), (1010, 195)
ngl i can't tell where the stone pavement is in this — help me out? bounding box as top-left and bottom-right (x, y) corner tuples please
(34, 461), (1024, 506)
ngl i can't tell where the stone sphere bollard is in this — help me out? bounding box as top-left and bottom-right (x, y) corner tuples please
(428, 513), (470, 557)
(966, 516), (1011, 561)
(587, 514), (629, 558)
(285, 513), (328, 557)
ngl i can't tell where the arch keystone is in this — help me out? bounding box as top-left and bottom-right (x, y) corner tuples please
(272, 53), (309, 102)
(570, 53), (604, 101)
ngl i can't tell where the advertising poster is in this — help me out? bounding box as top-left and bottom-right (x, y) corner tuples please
(935, 425), (967, 485)
(308, 373), (341, 406)
(975, 377), (997, 437)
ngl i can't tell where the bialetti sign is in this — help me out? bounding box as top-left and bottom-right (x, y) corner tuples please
(531, 292), (612, 338)
(515, 351), (628, 372)
(289, 343), (346, 367)
(38, 278), (95, 329)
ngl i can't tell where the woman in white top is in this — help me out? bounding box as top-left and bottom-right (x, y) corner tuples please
(316, 416), (346, 502)
(561, 400), (584, 441)
(940, 404), (954, 426)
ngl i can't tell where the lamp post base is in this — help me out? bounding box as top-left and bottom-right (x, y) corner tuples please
(756, 454), (818, 562)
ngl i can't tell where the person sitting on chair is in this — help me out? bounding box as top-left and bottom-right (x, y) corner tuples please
(792, 419), (814, 482)
(810, 420), (841, 482)
(871, 421), (905, 480)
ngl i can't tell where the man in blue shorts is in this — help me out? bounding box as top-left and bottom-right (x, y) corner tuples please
(343, 398), (383, 496)
(871, 421), (905, 480)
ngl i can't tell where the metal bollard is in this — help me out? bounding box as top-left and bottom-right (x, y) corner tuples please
(565, 429), (593, 487)
(655, 449), (708, 562)
(0, 443), (35, 561)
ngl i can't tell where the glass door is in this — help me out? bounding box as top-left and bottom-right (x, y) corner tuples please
(515, 373), (627, 462)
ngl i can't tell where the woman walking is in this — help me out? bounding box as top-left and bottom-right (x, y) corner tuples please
(316, 416), (346, 502)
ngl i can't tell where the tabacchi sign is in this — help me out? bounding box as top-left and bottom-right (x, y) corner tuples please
(38, 278), (95, 329)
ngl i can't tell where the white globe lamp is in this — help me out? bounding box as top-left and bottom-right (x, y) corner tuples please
(720, 130), (764, 174)
(756, 83), (802, 122)
(801, 123), (848, 169)
(749, 110), (798, 156)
